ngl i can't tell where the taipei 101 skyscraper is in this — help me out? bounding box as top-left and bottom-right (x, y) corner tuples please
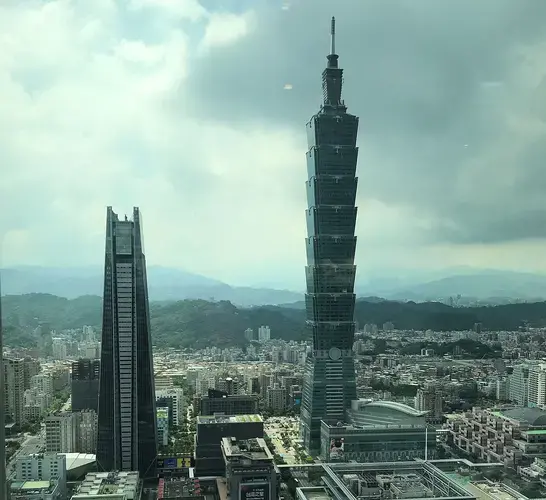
(300, 18), (359, 454)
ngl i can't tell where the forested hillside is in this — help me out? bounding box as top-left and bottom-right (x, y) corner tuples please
(2, 293), (546, 348)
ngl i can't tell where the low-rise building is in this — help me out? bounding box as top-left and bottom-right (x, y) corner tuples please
(449, 407), (546, 465)
(320, 400), (436, 462)
(71, 471), (139, 499)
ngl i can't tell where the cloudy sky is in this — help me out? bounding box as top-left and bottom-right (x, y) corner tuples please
(1, 0), (546, 288)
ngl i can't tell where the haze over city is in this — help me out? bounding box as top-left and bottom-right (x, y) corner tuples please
(2, 0), (546, 290)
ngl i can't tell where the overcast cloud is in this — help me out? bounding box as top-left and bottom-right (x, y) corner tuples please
(1, 0), (546, 289)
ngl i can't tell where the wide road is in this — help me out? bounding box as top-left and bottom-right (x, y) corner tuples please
(7, 427), (45, 478)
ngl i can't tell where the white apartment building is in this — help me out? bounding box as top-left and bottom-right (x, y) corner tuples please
(258, 325), (271, 342)
(52, 338), (67, 360)
(31, 373), (54, 395)
(509, 364), (530, 406)
(529, 364), (546, 408)
(16, 453), (67, 483)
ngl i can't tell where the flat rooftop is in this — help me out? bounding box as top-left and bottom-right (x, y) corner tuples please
(222, 437), (273, 461)
(11, 480), (53, 493)
(197, 414), (263, 424)
(283, 462), (476, 500)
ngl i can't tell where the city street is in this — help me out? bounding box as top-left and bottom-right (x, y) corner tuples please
(7, 428), (45, 477)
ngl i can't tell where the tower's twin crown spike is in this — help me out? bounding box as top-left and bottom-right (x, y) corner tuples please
(330, 16), (336, 55)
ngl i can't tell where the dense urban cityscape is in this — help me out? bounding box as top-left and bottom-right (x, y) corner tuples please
(3, 12), (546, 500)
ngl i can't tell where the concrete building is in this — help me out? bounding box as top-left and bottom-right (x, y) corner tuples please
(31, 373), (53, 395)
(292, 461), (475, 500)
(449, 407), (546, 465)
(77, 410), (98, 454)
(156, 387), (185, 426)
(244, 328), (254, 342)
(414, 388), (443, 423)
(52, 338), (67, 360)
(157, 407), (170, 448)
(320, 400), (436, 462)
(222, 437), (278, 500)
(529, 364), (546, 408)
(23, 358), (41, 390)
(5, 357), (26, 427)
(10, 480), (64, 500)
(258, 326), (271, 342)
(195, 414), (264, 477)
(198, 390), (259, 416)
(71, 471), (139, 499)
(266, 383), (287, 412)
(45, 413), (77, 453)
(13, 453), (67, 500)
(71, 359), (100, 412)
(508, 364), (530, 406)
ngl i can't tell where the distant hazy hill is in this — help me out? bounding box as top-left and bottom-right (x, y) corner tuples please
(3, 266), (546, 307)
(384, 271), (546, 302)
(0, 266), (302, 306)
(4, 293), (546, 349)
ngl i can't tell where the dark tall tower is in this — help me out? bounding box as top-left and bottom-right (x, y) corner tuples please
(71, 359), (100, 412)
(0, 274), (6, 498)
(300, 18), (359, 454)
(97, 207), (157, 477)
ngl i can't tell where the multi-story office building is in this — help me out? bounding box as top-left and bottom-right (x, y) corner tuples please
(267, 384), (288, 412)
(198, 389), (259, 416)
(320, 400), (436, 462)
(300, 18), (359, 454)
(78, 409), (98, 453)
(156, 387), (185, 426)
(45, 413), (77, 453)
(222, 437), (278, 500)
(15, 453), (67, 492)
(96, 207), (157, 477)
(157, 407), (169, 448)
(71, 359), (100, 412)
(195, 414), (264, 476)
(5, 357), (26, 427)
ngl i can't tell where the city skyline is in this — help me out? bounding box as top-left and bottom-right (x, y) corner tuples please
(2, 0), (546, 286)
(97, 207), (157, 477)
(300, 18), (358, 454)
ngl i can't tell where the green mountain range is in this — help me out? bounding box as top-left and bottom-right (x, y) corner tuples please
(3, 293), (546, 349)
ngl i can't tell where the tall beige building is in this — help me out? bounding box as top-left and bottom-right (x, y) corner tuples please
(45, 413), (77, 453)
(4, 357), (26, 427)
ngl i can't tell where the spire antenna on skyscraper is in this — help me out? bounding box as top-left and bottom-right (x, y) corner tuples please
(330, 16), (336, 55)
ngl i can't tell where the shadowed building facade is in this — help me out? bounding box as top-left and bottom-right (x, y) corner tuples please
(97, 207), (157, 477)
(71, 359), (100, 412)
(300, 18), (359, 454)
